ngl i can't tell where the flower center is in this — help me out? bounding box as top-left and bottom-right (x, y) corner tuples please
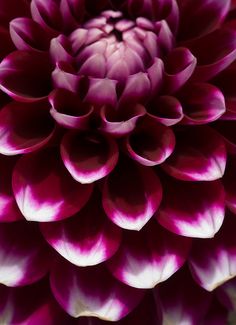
(69, 10), (160, 83)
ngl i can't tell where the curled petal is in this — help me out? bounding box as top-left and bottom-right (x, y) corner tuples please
(50, 260), (145, 321)
(85, 78), (118, 107)
(49, 89), (93, 130)
(147, 58), (164, 96)
(100, 104), (146, 137)
(162, 126), (226, 181)
(52, 62), (82, 93)
(124, 116), (175, 166)
(60, 0), (85, 32)
(163, 47), (197, 94)
(41, 190), (122, 266)
(156, 176), (225, 238)
(12, 148), (93, 222)
(103, 157), (162, 230)
(10, 17), (52, 51)
(107, 220), (191, 289)
(0, 156), (22, 222)
(0, 51), (52, 102)
(148, 96), (183, 126)
(0, 101), (55, 155)
(189, 211), (236, 291)
(61, 131), (119, 184)
(179, 83), (226, 124)
(0, 221), (50, 286)
(155, 268), (211, 325)
(50, 35), (74, 64)
(187, 28), (236, 81)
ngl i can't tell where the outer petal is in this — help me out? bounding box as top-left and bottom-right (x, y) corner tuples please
(155, 267), (211, 325)
(156, 176), (225, 238)
(50, 260), (145, 321)
(12, 148), (93, 222)
(61, 131), (119, 184)
(162, 126), (226, 181)
(124, 116), (175, 166)
(107, 220), (191, 289)
(103, 157), (162, 230)
(41, 189), (122, 266)
(0, 51), (52, 102)
(0, 221), (50, 287)
(189, 211), (236, 291)
(0, 101), (55, 155)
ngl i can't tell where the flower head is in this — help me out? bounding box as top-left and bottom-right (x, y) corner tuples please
(0, 0), (235, 323)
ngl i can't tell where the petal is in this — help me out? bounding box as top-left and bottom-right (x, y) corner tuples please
(147, 58), (164, 96)
(179, 83), (226, 124)
(49, 89), (93, 130)
(217, 277), (236, 310)
(50, 35), (74, 64)
(156, 176), (225, 238)
(52, 61), (82, 93)
(162, 126), (226, 181)
(41, 189), (122, 266)
(0, 221), (50, 286)
(61, 131), (119, 184)
(0, 51), (52, 102)
(0, 101), (55, 155)
(12, 148), (93, 222)
(189, 211), (236, 291)
(60, 0), (85, 32)
(155, 267), (211, 325)
(107, 220), (191, 289)
(123, 116), (175, 166)
(50, 260), (145, 321)
(103, 157), (162, 230)
(85, 78), (118, 107)
(201, 298), (228, 325)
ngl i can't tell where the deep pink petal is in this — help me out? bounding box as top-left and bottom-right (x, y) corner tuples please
(50, 35), (74, 64)
(12, 148), (93, 222)
(162, 126), (226, 181)
(41, 189), (122, 266)
(103, 157), (162, 230)
(85, 78), (118, 107)
(0, 51), (52, 102)
(0, 221), (50, 286)
(156, 176), (225, 238)
(107, 220), (191, 289)
(61, 131), (119, 184)
(123, 116), (175, 166)
(52, 61), (82, 93)
(0, 101), (55, 155)
(189, 211), (236, 291)
(50, 260), (145, 321)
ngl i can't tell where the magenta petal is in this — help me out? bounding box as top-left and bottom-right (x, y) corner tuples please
(12, 148), (93, 222)
(49, 89), (93, 130)
(0, 101), (55, 155)
(50, 260), (145, 321)
(179, 83), (226, 124)
(52, 61), (82, 93)
(10, 17), (52, 51)
(0, 51), (52, 102)
(163, 47), (197, 94)
(162, 126), (226, 181)
(100, 104), (146, 137)
(0, 221), (50, 286)
(50, 35), (74, 64)
(189, 211), (236, 291)
(103, 158), (162, 230)
(85, 78), (118, 107)
(156, 176), (225, 238)
(107, 220), (191, 289)
(156, 267), (211, 324)
(41, 190), (122, 266)
(61, 131), (119, 184)
(60, 0), (85, 32)
(124, 116), (175, 166)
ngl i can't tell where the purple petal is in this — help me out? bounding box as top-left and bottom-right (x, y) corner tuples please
(52, 61), (82, 93)
(123, 116), (175, 166)
(50, 35), (74, 64)
(61, 131), (119, 184)
(60, 0), (85, 32)
(85, 78), (118, 107)
(156, 176), (225, 238)
(103, 157), (162, 230)
(41, 189), (122, 266)
(189, 211), (236, 291)
(0, 221), (50, 286)
(147, 58), (164, 96)
(50, 260), (145, 321)
(107, 220), (191, 289)
(162, 126), (226, 181)
(0, 51), (52, 102)
(12, 148), (93, 222)
(0, 101), (55, 155)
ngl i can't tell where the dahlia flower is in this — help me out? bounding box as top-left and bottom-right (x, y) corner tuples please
(0, 0), (236, 323)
